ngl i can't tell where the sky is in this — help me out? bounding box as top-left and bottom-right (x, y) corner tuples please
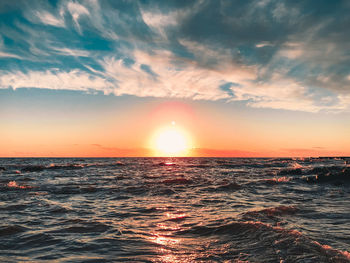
(0, 0), (349, 157)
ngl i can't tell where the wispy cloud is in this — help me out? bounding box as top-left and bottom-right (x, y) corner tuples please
(100, 48), (237, 100)
(52, 47), (90, 57)
(0, 69), (113, 93)
(35, 10), (65, 27)
(66, 1), (89, 34)
(0, 0), (349, 112)
(0, 52), (21, 59)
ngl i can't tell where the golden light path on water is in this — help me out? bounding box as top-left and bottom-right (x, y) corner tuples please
(147, 210), (196, 263)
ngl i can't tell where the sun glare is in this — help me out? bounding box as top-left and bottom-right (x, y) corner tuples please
(151, 122), (192, 156)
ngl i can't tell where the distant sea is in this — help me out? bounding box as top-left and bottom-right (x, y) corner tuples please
(0, 157), (349, 262)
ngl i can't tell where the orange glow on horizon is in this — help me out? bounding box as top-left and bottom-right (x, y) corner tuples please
(1, 96), (349, 158)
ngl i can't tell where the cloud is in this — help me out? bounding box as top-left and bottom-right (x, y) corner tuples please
(99, 48), (241, 100)
(66, 1), (90, 34)
(0, 69), (113, 94)
(98, 44), (261, 100)
(0, 0), (349, 112)
(0, 51), (21, 59)
(0, 44), (348, 112)
(52, 47), (90, 57)
(141, 10), (177, 30)
(256, 42), (273, 48)
(35, 10), (65, 27)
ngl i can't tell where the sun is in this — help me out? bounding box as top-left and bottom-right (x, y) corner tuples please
(151, 122), (192, 156)
(155, 129), (187, 155)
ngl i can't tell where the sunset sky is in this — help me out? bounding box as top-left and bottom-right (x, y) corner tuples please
(1, 0), (349, 157)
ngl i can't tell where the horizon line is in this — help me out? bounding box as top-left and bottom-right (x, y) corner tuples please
(0, 156), (349, 158)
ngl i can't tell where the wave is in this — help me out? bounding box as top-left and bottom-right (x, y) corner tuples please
(51, 224), (110, 234)
(185, 164), (213, 168)
(204, 180), (242, 192)
(6, 181), (33, 189)
(157, 162), (176, 166)
(44, 185), (100, 195)
(302, 167), (350, 184)
(260, 176), (292, 185)
(0, 203), (28, 211)
(47, 163), (85, 170)
(15, 161), (126, 173)
(49, 218), (112, 234)
(161, 178), (193, 185)
(19, 163), (85, 173)
(21, 165), (45, 172)
(165, 213), (188, 222)
(215, 181), (242, 191)
(278, 165), (345, 176)
(0, 225), (27, 236)
(177, 220), (350, 262)
(242, 205), (298, 218)
(5, 232), (60, 251)
(240, 205), (298, 224)
(278, 168), (303, 175)
(276, 165), (350, 185)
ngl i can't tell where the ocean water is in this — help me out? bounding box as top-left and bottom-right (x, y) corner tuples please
(0, 157), (349, 263)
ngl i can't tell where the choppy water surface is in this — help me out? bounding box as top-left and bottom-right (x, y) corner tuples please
(0, 157), (349, 262)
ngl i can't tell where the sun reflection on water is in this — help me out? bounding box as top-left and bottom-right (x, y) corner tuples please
(145, 209), (193, 263)
(149, 234), (180, 246)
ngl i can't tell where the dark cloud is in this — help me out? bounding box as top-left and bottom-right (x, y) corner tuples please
(155, 0), (350, 94)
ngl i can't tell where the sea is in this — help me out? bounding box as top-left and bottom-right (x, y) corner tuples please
(0, 157), (349, 263)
